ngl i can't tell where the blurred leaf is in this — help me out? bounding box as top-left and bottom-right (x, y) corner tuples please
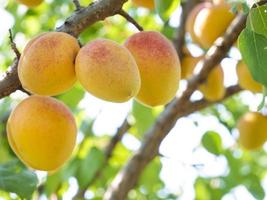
(238, 27), (267, 88)
(244, 174), (265, 200)
(247, 5), (267, 38)
(131, 100), (156, 138)
(76, 147), (105, 189)
(201, 131), (223, 155)
(57, 85), (85, 110)
(155, 0), (180, 21)
(0, 160), (38, 199)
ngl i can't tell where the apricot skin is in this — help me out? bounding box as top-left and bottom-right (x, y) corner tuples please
(193, 4), (235, 48)
(75, 39), (141, 103)
(199, 66), (225, 101)
(181, 55), (203, 79)
(125, 31), (181, 107)
(17, 0), (42, 7)
(18, 32), (80, 96)
(236, 61), (262, 93)
(132, 0), (154, 9)
(7, 95), (77, 171)
(237, 112), (267, 150)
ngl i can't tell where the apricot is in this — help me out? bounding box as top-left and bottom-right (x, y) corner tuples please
(193, 4), (235, 48)
(186, 2), (212, 44)
(7, 95), (77, 171)
(236, 61), (262, 93)
(132, 0), (154, 9)
(199, 65), (225, 101)
(181, 55), (203, 79)
(75, 39), (141, 103)
(16, 0), (42, 7)
(125, 31), (180, 107)
(18, 32), (80, 96)
(237, 112), (267, 150)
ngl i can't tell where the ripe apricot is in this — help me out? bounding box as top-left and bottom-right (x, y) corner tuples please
(18, 32), (80, 96)
(237, 112), (267, 150)
(7, 95), (77, 171)
(193, 4), (235, 48)
(186, 2), (212, 44)
(75, 39), (141, 103)
(181, 55), (203, 79)
(132, 0), (154, 9)
(199, 65), (225, 101)
(125, 31), (180, 107)
(17, 0), (42, 7)
(236, 61), (262, 93)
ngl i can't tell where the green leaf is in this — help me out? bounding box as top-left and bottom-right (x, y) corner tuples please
(131, 101), (156, 138)
(76, 147), (105, 189)
(0, 160), (38, 199)
(238, 27), (267, 88)
(247, 5), (267, 38)
(244, 174), (265, 200)
(201, 131), (223, 155)
(155, 0), (180, 21)
(57, 85), (85, 110)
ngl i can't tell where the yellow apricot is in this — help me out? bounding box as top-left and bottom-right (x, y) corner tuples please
(194, 4), (235, 49)
(199, 65), (225, 101)
(16, 0), (42, 7)
(186, 2), (212, 44)
(132, 0), (154, 9)
(181, 55), (203, 79)
(75, 39), (141, 103)
(7, 95), (77, 171)
(125, 31), (180, 107)
(18, 32), (80, 96)
(237, 112), (267, 150)
(236, 61), (262, 93)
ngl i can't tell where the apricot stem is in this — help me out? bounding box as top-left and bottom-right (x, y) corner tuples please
(8, 29), (20, 59)
(117, 9), (144, 31)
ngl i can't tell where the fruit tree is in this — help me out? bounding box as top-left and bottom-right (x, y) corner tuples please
(1, 0), (267, 199)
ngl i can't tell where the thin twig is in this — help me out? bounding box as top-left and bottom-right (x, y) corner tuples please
(117, 9), (144, 31)
(8, 29), (20, 59)
(173, 0), (199, 59)
(73, 0), (82, 11)
(73, 118), (131, 199)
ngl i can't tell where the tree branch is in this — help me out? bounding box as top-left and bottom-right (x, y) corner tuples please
(117, 9), (144, 31)
(103, 14), (247, 200)
(0, 0), (129, 100)
(173, 0), (198, 59)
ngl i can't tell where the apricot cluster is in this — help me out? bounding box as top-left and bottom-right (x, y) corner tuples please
(8, 31), (180, 171)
